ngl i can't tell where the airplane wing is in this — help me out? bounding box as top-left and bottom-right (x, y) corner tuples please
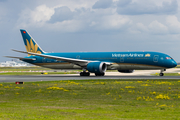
(4, 56), (36, 60)
(12, 49), (112, 67)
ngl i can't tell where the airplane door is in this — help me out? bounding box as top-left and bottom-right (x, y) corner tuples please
(42, 58), (46, 63)
(120, 57), (124, 62)
(153, 55), (159, 62)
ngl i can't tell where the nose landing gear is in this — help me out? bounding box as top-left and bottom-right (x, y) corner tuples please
(159, 73), (164, 76)
(159, 69), (166, 76)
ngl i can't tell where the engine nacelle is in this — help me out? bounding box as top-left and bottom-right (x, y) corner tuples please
(118, 70), (134, 73)
(87, 62), (107, 74)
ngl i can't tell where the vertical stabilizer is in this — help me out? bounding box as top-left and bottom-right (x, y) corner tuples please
(20, 29), (45, 55)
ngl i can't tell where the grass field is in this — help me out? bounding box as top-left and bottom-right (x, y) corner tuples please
(0, 79), (180, 120)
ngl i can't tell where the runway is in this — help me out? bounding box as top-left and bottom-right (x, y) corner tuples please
(0, 74), (180, 83)
(0, 69), (180, 83)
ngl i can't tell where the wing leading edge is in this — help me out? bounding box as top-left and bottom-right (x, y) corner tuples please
(11, 49), (112, 67)
(12, 49), (112, 67)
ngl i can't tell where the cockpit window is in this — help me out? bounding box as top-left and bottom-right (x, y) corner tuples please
(166, 57), (173, 60)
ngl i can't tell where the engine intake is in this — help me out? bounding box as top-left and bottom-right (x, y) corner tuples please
(87, 62), (107, 74)
(118, 70), (134, 73)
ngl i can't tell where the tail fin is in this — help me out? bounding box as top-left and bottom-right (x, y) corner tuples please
(20, 29), (45, 55)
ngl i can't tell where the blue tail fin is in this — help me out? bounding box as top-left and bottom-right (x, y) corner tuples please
(20, 29), (45, 55)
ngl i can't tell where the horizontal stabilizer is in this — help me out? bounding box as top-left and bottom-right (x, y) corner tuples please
(4, 56), (36, 60)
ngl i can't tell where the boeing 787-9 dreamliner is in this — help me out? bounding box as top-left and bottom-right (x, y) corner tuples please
(5, 29), (177, 76)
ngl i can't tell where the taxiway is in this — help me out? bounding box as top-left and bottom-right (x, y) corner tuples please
(0, 69), (180, 83)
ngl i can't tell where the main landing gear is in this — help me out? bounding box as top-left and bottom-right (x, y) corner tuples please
(159, 69), (166, 76)
(95, 73), (105, 76)
(80, 69), (105, 76)
(80, 72), (90, 76)
(80, 69), (90, 76)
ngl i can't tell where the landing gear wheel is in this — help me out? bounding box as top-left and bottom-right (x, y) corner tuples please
(159, 73), (164, 76)
(80, 72), (90, 76)
(95, 73), (105, 76)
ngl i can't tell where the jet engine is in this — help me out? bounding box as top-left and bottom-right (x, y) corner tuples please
(87, 62), (107, 74)
(118, 70), (134, 73)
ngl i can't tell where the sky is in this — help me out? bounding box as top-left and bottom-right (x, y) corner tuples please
(1, 0), (180, 62)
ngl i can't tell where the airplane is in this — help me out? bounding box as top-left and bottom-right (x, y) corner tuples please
(5, 29), (177, 76)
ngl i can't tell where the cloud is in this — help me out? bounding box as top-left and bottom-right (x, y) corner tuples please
(148, 20), (168, 34)
(101, 15), (132, 30)
(117, 0), (132, 7)
(92, 0), (113, 9)
(49, 6), (74, 23)
(31, 5), (54, 23)
(46, 20), (84, 32)
(88, 14), (132, 31)
(166, 16), (180, 34)
(116, 0), (178, 15)
(136, 23), (148, 32)
(45, 6), (132, 32)
(17, 4), (54, 28)
(16, 0), (180, 34)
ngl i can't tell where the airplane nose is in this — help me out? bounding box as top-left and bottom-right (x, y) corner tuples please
(172, 61), (177, 67)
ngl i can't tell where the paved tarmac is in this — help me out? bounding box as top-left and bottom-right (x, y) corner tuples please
(0, 68), (180, 83)
(0, 74), (180, 83)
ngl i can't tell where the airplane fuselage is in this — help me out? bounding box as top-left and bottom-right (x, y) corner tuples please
(23, 51), (177, 70)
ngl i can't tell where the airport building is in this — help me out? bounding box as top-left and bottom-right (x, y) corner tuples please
(0, 60), (32, 67)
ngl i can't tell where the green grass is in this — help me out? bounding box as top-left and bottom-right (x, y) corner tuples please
(0, 79), (180, 120)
